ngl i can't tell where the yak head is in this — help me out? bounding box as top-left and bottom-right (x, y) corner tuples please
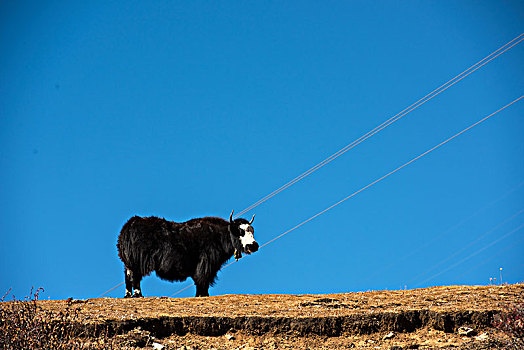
(228, 210), (258, 260)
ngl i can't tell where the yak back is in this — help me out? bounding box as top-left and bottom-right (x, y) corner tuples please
(117, 216), (235, 280)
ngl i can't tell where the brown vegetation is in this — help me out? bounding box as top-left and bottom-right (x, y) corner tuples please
(1, 284), (522, 349)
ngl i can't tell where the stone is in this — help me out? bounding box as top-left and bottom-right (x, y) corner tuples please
(383, 332), (395, 340)
(458, 326), (476, 336)
(152, 343), (165, 350)
(475, 332), (489, 341)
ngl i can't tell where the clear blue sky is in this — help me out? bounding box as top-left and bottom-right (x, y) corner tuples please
(1, 1), (523, 300)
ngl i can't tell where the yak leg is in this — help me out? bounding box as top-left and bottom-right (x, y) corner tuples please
(193, 257), (213, 297)
(195, 282), (210, 297)
(124, 268), (133, 298)
(132, 273), (143, 297)
(125, 268), (143, 298)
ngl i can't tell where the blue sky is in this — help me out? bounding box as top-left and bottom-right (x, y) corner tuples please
(1, 1), (523, 300)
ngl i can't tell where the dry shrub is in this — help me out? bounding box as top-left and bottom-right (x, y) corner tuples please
(492, 301), (524, 350)
(0, 287), (117, 350)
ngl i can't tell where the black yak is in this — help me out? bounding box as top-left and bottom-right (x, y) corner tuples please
(116, 210), (258, 297)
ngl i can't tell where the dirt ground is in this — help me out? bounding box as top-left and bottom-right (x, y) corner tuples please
(17, 284), (524, 348)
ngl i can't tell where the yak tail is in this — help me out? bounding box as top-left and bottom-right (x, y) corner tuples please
(117, 222), (156, 277)
(118, 239), (156, 277)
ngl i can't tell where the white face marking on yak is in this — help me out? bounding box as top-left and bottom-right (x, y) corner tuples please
(238, 223), (258, 253)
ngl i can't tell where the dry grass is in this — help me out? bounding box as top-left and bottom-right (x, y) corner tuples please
(1, 284), (522, 349)
(0, 287), (119, 349)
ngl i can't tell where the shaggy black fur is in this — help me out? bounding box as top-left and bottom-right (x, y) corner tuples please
(117, 215), (257, 297)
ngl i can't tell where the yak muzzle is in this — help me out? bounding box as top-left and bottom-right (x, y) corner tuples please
(245, 242), (259, 254)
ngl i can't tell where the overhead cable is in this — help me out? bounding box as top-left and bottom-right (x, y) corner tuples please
(258, 96), (523, 250)
(234, 33), (524, 219)
(454, 234), (524, 281)
(359, 180), (524, 285)
(172, 95), (523, 297)
(406, 208), (524, 286)
(413, 222), (524, 287)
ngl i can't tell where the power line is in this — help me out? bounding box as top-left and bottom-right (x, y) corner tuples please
(259, 96), (523, 249)
(100, 35), (524, 299)
(171, 95), (523, 297)
(234, 33), (524, 219)
(413, 222), (524, 287)
(359, 180), (524, 285)
(97, 34), (524, 299)
(406, 208), (524, 286)
(97, 282), (124, 298)
(171, 258), (240, 297)
(454, 234), (524, 281)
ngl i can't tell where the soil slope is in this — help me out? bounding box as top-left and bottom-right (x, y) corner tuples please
(30, 284), (524, 349)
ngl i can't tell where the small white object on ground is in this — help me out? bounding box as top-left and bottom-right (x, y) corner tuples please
(475, 332), (489, 341)
(458, 326), (475, 336)
(383, 332), (395, 340)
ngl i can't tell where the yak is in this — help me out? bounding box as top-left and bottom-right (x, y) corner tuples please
(116, 210), (258, 297)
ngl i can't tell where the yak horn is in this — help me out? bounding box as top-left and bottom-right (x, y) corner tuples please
(249, 214), (255, 225)
(229, 210), (234, 223)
